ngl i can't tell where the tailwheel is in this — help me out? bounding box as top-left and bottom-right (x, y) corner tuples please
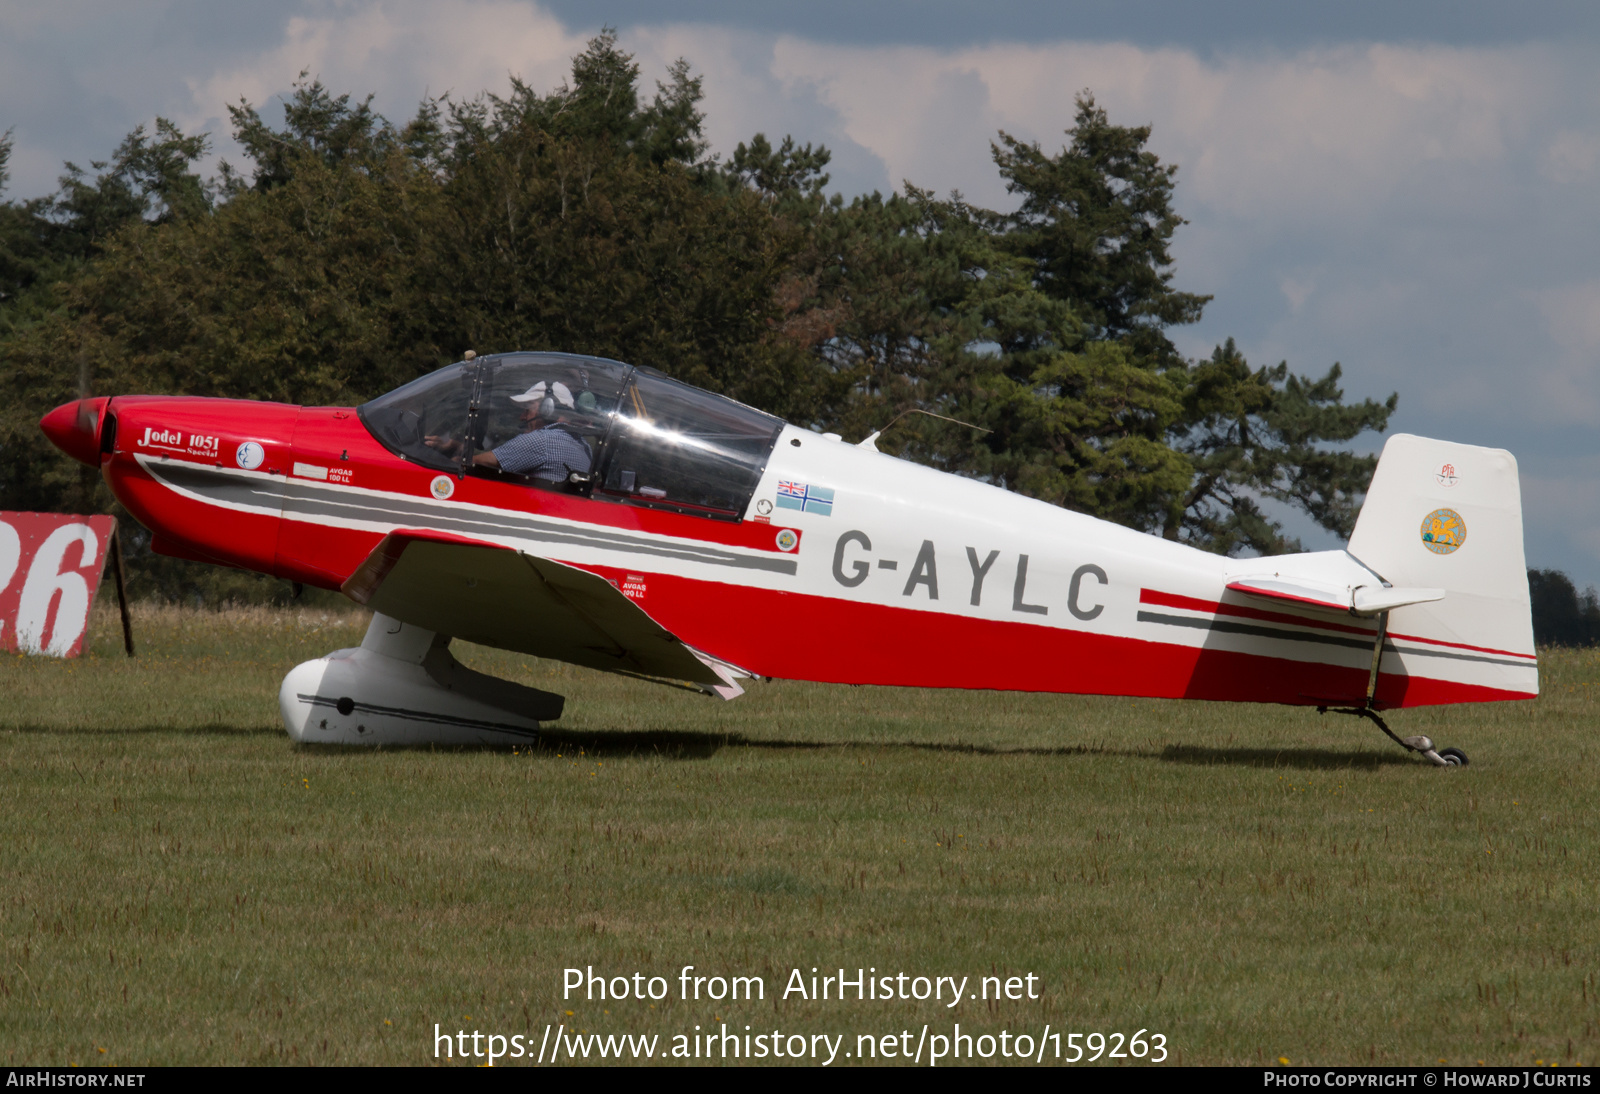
(1318, 705), (1468, 767)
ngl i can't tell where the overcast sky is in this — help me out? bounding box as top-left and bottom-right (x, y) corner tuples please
(3, 1), (1599, 583)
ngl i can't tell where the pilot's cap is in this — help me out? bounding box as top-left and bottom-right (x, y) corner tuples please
(509, 380), (575, 409)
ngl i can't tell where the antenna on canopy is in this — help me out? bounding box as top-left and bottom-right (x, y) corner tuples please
(857, 408), (991, 451)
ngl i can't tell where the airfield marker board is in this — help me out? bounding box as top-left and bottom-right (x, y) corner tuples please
(0, 511), (118, 658)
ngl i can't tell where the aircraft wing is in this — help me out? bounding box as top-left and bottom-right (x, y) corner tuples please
(341, 529), (739, 693)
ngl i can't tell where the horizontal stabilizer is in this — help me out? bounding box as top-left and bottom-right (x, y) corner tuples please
(1350, 585), (1445, 615)
(1226, 577), (1444, 617)
(1225, 578), (1347, 611)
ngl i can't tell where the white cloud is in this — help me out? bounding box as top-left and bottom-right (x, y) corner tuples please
(1544, 129), (1600, 183)
(181, 0), (587, 156)
(769, 40), (1014, 201)
(1279, 275), (1316, 315)
(1539, 281), (1600, 353)
(620, 24), (892, 194)
(757, 39), (1575, 222)
(1517, 454), (1600, 570)
(1526, 281), (1600, 420)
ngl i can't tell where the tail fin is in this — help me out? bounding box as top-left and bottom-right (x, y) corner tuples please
(1348, 433), (1537, 703)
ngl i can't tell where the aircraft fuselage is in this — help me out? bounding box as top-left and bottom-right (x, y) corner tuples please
(41, 384), (1537, 710)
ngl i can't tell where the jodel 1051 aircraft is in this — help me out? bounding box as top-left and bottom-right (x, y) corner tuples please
(40, 351), (1536, 765)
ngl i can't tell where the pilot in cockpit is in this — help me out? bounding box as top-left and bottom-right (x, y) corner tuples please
(426, 380), (593, 483)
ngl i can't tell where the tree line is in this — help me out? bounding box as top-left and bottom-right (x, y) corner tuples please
(0, 32), (1399, 602)
(1527, 569), (1600, 648)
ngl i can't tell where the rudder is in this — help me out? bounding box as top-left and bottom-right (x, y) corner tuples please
(1347, 433), (1537, 703)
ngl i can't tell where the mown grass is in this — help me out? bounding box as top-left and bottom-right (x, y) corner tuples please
(2, 603), (1597, 1066)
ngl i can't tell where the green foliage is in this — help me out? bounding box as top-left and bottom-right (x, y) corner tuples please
(0, 35), (1397, 602)
(0, 118), (216, 514)
(723, 133), (832, 211)
(792, 184), (1195, 534)
(977, 340), (1193, 528)
(994, 94), (1210, 368)
(1528, 568), (1600, 647)
(795, 188), (980, 446)
(1168, 339), (1397, 552)
(434, 69), (807, 413)
(228, 76), (389, 191)
(54, 119), (212, 234)
(781, 101), (1393, 551)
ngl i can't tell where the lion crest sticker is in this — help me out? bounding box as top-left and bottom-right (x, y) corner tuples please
(1421, 509), (1466, 555)
(429, 475), (455, 501)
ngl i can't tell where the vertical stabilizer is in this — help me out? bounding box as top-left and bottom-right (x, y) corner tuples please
(1347, 434), (1537, 703)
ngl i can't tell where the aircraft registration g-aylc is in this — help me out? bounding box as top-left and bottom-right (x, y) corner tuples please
(41, 351), (1536, 765)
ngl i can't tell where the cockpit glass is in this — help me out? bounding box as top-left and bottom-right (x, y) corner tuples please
(360, 355), (783, 520)
(474, 354), (627, 483)
(356, 362), (473, 472)
(597, 367), (782, 519)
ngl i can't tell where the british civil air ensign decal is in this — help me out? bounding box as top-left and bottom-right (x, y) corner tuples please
(776, 481), (834, 516)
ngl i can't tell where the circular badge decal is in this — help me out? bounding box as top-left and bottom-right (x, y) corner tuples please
(775, 528), (798, 552)
(756, 498), (773, 515)
(235, 441), (265, 470)
(1435, 462), (1458, 488)
(1420, 509), (1466, 554)
(430, 475), (456, 501)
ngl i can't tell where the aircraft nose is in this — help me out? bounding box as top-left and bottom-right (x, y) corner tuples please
(39, 397), (110, 467)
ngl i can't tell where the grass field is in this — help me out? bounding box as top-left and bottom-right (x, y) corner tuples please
(2, 602), (1597, 1067)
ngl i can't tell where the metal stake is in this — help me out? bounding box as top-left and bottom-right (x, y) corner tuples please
(109, 522), (134, 657)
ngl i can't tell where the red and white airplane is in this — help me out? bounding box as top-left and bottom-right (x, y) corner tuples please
(41, 351), (1536, 764)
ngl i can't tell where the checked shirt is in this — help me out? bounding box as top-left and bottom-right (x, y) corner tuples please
(492, 427), (593, 481)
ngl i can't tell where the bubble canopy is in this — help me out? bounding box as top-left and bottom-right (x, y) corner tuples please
(358, 352), (785, 520)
